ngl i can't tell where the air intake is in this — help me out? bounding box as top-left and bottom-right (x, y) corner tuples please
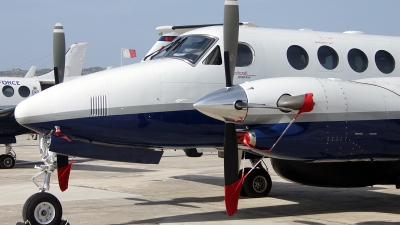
(90, 94), (108, 116)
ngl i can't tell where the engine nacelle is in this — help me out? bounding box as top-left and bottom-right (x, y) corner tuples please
(195, 77), (400, 161)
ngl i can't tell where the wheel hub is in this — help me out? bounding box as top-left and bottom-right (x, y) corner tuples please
(253, 175), (267, 193)
(34, 202), (55, 224)
(3, 157), (12, 167)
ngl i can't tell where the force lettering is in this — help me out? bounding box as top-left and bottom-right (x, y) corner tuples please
(0, 80), (21, 86)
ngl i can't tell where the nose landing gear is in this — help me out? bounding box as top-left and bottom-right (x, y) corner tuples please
(22, 132), (66, 225)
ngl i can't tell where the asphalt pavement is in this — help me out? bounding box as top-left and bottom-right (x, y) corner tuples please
(2, 135), (400, 224)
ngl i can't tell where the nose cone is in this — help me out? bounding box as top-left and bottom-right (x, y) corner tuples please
(15, 88), (55, 130)
(193, 85), (248, 123)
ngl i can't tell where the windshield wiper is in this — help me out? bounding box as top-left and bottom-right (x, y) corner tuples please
(170, 37), (187, 52)
(143, 38), (180, 61)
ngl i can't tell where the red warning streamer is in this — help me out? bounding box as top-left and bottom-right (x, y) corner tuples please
(57, 159), (75, 192)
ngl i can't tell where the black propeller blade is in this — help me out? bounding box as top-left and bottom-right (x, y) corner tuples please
(222, 0), (241, 216)
(53, 23), (66, 84)
(52, 23), (70, 178)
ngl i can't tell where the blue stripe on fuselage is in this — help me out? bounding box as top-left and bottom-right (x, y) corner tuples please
(24, 110), (400, 161)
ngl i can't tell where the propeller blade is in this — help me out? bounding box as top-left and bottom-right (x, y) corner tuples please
(53, 23), (66, 84)
(223, 0), (239, 87)
(224, 123), (242, 216)
(222, 0), (241, 216)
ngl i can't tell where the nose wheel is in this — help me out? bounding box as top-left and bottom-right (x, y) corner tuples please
(22, 192), (62, 225)
(240, 167), (272, 198)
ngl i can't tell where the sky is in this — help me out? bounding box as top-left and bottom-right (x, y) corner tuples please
(0, 0), (399, 71)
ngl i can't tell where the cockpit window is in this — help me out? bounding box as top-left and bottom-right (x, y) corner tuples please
(151, 35), (215, 64)
(203, 43), (254, 67)
(203, 46), (222, 65)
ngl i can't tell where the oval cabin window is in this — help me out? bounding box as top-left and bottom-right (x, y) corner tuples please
(236, 43), (254, 67)
(287, 45), (309, 70)
(348, 48), (368, 73)
(18, 86), (30, 98)
(318, 46), (339, 70)
(375, 50), (395, 74)
(2, 85), (14, 97)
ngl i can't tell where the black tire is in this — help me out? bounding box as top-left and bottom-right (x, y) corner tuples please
(0, 154), (4, 169)
(243, 168), (272, 198)
(184, 148), (203, 157)
(239, 167), (251, 197)
(0, 154), (15, 169)
(22, 192), (62, 225)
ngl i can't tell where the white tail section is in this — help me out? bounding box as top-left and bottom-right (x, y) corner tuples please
(24, 66), (37, 78)
(65, 42), (88, 77)
(35, 42), (88, 82)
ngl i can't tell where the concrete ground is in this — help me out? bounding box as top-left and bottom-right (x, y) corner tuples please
(1, 135), (400, 225)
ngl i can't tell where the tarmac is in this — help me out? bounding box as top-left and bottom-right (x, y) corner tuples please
(2, 135), (400, 224)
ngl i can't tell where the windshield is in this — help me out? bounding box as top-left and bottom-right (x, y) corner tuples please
(151, 35), (215, 64)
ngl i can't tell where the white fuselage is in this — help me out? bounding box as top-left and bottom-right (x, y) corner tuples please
(14, 26), (400, 150)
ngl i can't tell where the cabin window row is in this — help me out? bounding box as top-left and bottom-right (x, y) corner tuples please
(2, 85), (31, 98)
(287, 45), (395, 74)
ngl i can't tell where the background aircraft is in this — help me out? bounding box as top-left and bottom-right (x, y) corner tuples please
(0, 42), (87, 169)
(13, 0), (400, 223)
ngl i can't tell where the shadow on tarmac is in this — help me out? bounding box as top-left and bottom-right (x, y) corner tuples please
(116, 179), (400, 224)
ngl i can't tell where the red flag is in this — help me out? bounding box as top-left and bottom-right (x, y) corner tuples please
(122, 48), (137, 58)
(57, 159), (75, 192)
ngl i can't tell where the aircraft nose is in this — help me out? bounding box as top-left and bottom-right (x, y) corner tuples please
(15, 90), (55, 129)
(193, 85), (248, 123)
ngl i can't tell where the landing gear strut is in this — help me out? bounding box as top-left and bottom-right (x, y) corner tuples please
(22, 132), (64, 225)
(0, 144), (16, 169)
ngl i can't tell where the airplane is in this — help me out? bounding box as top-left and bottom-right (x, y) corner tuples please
(0, 42), (88, 169)
(14, 0), (400, 223)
